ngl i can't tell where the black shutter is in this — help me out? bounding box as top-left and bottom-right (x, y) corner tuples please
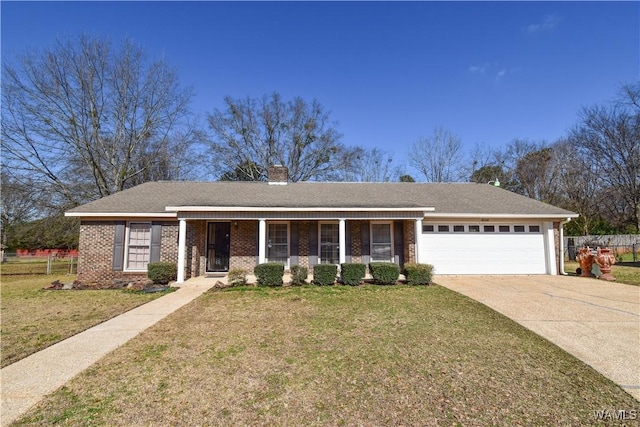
(112, 221), (126, 271)
(361, 221), (370, 264)
(150, 223), (163, 263)
(394, 221), (404, 266)
(345, 221), (352, 263)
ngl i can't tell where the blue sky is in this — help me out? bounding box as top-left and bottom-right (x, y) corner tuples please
(2, 1), (638, 163)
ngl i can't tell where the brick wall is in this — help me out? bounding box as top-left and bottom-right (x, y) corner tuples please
(187, 221), (205, 278)
(350, 221), (362, 263)
(554, 221), (561, 275)
(403, 220), (416, 264)
(78, 220), (180, 285)
(161, 223), (179, 263)
(77, 221), (147, 284)
(298, 221), (309, 268)
(79, 218), (419, 284)
(230, 221), (258, 271)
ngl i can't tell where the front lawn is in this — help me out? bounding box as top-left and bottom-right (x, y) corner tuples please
(13, 285), (637, 426)
(0, 274), (170, 367)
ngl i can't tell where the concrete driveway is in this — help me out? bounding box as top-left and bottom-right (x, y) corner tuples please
(435, 275), (639, 401)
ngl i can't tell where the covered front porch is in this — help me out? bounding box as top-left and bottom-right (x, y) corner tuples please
(170, 207), (433, 283)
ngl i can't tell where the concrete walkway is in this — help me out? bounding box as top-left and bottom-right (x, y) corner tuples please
(1, 280), (214, 426)
(435, 275), (640, 401)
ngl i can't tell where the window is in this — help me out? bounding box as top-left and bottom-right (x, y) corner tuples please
(126, 222), (151, 270)
(267, 223), (289, 265)
(529, 225), (540, 233)
(438, 225), (450, 232)
(484, 225), (495, 232)
(514, 225), (526, 233)
(319, 223), (339, 264)
(422, 224), (434, 233)
(371, 223), (393, 262)
(453, 225), (465, 232)
(468, 225), (480, 233)
(499, 225), (510, 232)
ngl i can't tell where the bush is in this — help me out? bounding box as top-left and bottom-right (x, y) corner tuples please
(312, 264), (337, 286)
(227, 268), (248, 287)
(254, 263), (284, 287)
(340, 263), (366, 286)
(403, 263), (434, 285)
(147, 262), (177, 284)
(369, 262), (400, 285)
(290, 265), (308, 286)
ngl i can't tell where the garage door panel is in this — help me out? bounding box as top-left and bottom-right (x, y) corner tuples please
(419, 229), (547, 275)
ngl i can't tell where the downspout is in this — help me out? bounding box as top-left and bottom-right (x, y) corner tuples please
(559, 218), (573, 275)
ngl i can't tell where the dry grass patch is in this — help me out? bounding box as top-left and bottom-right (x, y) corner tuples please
(1, 274), (170, 367)
(14, 285), (638, 426)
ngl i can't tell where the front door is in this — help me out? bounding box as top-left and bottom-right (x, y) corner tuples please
(206, 222), (231, 272)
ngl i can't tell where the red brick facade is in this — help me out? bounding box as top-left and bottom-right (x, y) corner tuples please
(77, 219), (419, 285)
(78, 220), (179, 284)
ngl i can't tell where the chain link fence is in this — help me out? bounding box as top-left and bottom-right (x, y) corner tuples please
(0, 252), (78, 275)
(565, 239), (639, 264)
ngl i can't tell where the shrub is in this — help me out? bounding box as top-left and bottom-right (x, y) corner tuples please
(147, 262), (177, 285)
(340, 263), (366, 286)
(403, 263), (434, 285)
(227, 268), (248, 287)
(312, 264), (337, 286)
(254, 263), (284, 287)
(369, 262), (400, 285)
(290, 265), (308, 286)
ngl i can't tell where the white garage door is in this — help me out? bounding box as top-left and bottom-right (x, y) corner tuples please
(418, 223), (547, 275)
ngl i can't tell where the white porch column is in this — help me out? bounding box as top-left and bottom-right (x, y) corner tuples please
(339, 219), (346, 264)
(415, 219), (422, 262)
(177, 219), (187, 283)
(258, 219), (266, 264)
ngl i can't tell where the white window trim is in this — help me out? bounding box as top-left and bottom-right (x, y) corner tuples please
(421, 222), (544, 234)
(124, 221), (151, 272)
(266, 221), (290, 267)
(318, 221), (340, 265)
(370, 221), (394, 263)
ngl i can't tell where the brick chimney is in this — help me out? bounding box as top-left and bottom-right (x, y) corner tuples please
(268, 165), (288, 185)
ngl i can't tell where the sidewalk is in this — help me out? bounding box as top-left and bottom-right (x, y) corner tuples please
(1, 280), (215, 426)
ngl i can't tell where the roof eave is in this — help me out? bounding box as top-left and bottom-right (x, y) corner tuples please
(165, 206), (437, 213)
(423, 213), (579, 220)
(65, 212), (177, 218)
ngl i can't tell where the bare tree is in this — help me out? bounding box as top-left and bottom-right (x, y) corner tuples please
(1, 35), (200, 208)
(207, 92), (358, 182)
(553, 140), (603, 235)
(341, 147), (404, 182)
(569, 83), (640, 232)
(0, 172), (40, 248)
(514, 147), (562, 204)
(408, 127), (464, 182)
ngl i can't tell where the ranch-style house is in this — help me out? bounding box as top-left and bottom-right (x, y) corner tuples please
(65, 166), (578, 285)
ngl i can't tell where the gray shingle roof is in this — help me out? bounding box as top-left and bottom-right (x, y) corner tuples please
(66, 181), (576, 218)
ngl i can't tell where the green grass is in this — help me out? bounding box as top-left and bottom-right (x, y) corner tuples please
(0, 274), (171, 367)
(565, 260), (640, 285)
(13, 285), (638, 426)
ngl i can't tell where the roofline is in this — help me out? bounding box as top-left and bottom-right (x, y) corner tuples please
(165, 206), (437, 213)
(65, 212), (177, 218)
(423, 213), (579, 219)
